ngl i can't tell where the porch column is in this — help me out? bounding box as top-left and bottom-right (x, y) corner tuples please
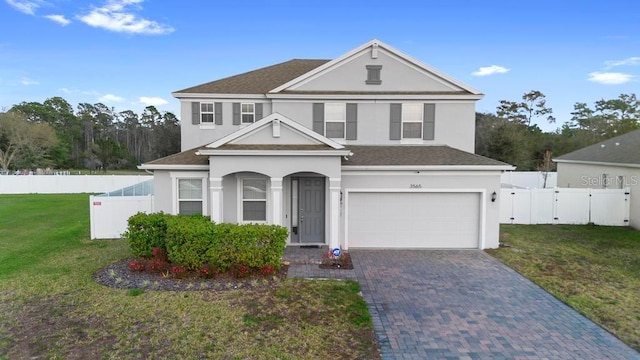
(329, 178), (341, 250)
(210, 177), (223, 223)
(270, 177), (283, 225)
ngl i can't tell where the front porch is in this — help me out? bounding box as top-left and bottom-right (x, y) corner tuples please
(208, 166), (343, 249)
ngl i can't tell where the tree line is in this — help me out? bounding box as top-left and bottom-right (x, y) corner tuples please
(1, 93), (638, 173)
(476, 92), (639, 171)
(0, 97), (180, 172)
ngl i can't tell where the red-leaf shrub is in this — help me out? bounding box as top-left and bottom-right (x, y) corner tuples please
(171, 265), (186, 278)
(128, 259), (146, 272)
(198, 264), (219, 279)
(230, 264), (250, 279)
(260, 264), (276, 276)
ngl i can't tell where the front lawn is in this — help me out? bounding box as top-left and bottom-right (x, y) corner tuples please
(487, 225), (640, 351)
(0, 194), (378, 359)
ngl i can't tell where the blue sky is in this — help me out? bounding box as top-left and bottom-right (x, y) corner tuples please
(1, 0), (638, 132)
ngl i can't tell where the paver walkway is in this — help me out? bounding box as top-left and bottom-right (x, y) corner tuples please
(284, 247), (640, 360)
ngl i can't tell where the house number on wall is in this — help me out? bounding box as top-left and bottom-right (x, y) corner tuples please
(410, 184), (422, 189)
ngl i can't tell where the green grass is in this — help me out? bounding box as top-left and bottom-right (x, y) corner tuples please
(0, 194), (378, 359)
(487, 224), (640, 351)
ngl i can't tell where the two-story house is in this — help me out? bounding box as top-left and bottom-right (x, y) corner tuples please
(140, 39), (512, 250)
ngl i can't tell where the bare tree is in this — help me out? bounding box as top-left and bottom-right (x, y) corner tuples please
(0, 112), (57, 171)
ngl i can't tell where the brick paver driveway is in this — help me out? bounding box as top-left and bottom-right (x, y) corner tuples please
(350, 250), (639, 360)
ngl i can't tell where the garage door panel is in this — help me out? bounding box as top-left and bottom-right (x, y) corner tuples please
(348, 192), (480, 248)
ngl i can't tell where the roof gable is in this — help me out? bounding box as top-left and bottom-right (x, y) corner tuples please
(206, 112), (345, 149)
(270, 39), (482, 96)
(554, 129), (640, 166)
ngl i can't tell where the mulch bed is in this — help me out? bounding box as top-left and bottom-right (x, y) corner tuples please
(93, 258), (289, 292)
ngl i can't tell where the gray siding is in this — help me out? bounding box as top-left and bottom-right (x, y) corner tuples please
(294, 49), (463, 92)
(181, 100), (475, 153)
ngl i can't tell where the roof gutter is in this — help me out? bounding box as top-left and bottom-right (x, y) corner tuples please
(553, 159), (640, 169)
(341, 165), (515, 171)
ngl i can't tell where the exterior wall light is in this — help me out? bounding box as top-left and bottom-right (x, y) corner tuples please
(491, 191), (497, 202)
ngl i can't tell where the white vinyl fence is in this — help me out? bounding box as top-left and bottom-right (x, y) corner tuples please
(501, 171), (557, 189)
(90, 195), (154, 239)
(500, 188), (630, 226)
(0, 175), (153, 194)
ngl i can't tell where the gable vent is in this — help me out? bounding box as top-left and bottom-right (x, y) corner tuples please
(366, 65), (382, 85)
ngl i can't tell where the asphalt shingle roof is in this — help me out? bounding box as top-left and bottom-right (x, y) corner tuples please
(173, 59), (330, 94)
(554, 129), (640, 165)
(342, 145), (510, 166)
(143, 146), (209, 166)
(144, 145), (509, 168)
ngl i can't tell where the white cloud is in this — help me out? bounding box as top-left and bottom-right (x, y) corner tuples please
(139, 96), (168, 106)
(99, 93), (125, 103)
(21, 77), (39, 85)
(587, 72), (634, 84)
(472, 65), (510, 76)
(5, 0), (41, 15)
(58, 87), (72, 93)
(78, 0), (174, 35)
(604, 56), (640, 69)
(44, 14), (70, 26)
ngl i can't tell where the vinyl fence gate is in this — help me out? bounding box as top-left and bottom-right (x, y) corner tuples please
(500, 188), (630, 226)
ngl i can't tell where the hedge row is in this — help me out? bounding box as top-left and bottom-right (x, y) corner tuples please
(122, 212), (288, 271)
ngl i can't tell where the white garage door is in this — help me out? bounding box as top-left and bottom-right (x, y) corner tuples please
(347, 192), (480, 248)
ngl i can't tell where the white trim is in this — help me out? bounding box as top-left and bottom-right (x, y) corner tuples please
(270, 98), (480, 104)
(240, 102), (255, 124)
(237, 175), (269, 224)
(324, 102), (346, 140)
(401, 103), (423, 140)
(199, 150), (351, 156)
(199, 123), (216, 130)
(269, 39), (482, 95)
(170, 171), (209, 177)
(341, 165), (515, 172)
(267, 93), (484, 100)
(342, 170), (509, 176)
(205, 112), (345, 150)
(270, 177), (283, 226)
(343, 188), (486, 250)
(553, 159), (640, 169)
(200, 102), (215, 124)
(138, 164), (209, 171)
(173, 93), (269, 100)
(169, 171), (209, 216)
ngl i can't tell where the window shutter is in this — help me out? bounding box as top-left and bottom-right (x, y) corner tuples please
(232, 103), (240, 125)
(423, 103), (435, 140)
(255, 103), (263, 121)
(312, 103), (324, 135)
(389, 103), (401, 140)
(191, 102), (200, 125)
(346, 103), (358, 140)
(214, 102), (223, 125)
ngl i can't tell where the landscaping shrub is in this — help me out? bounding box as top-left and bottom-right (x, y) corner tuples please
(208, 223), (288, 271)
(164, 215), (216, 270)
(123, 212), (288, 275)
(123, 212), (171, 257)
